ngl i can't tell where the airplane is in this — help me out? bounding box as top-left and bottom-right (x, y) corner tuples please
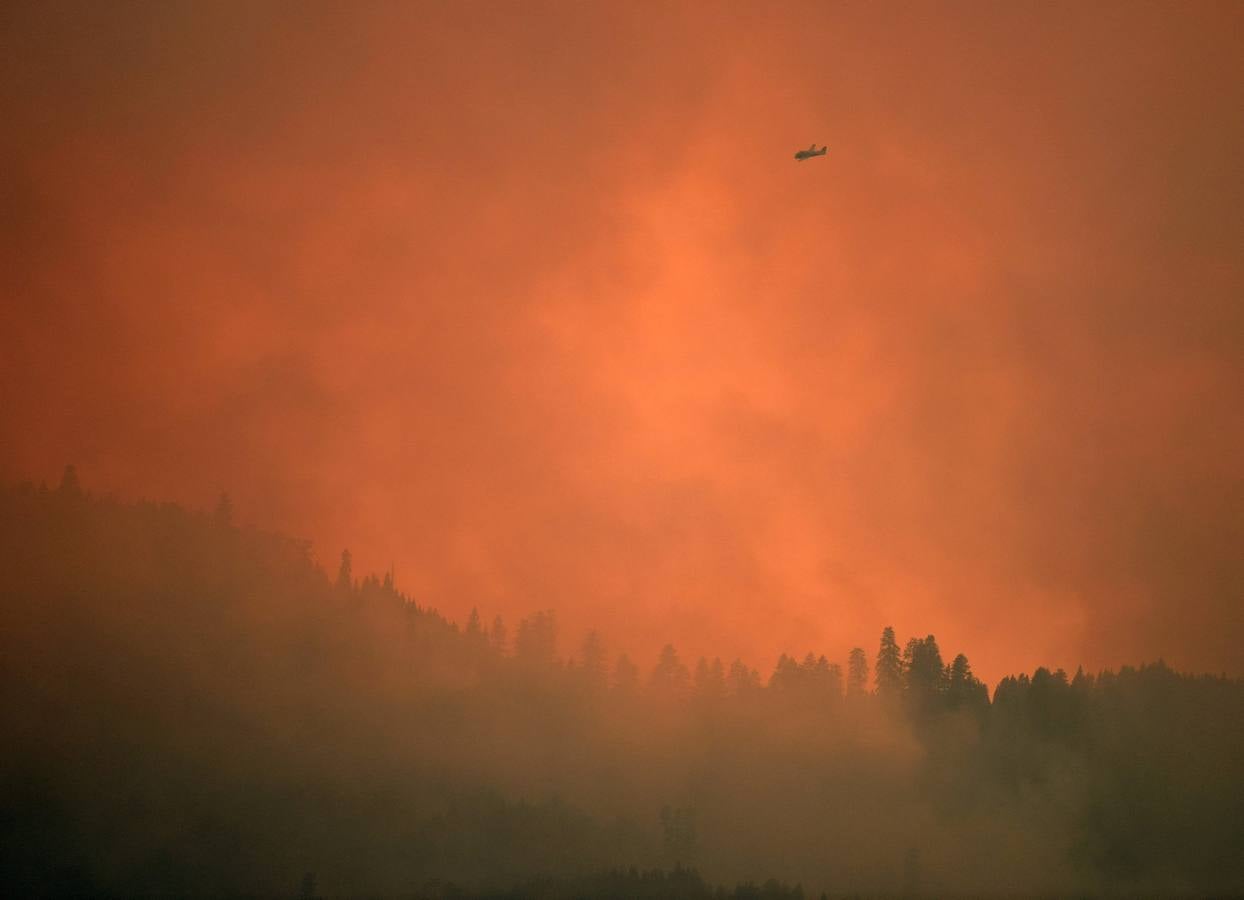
(794, 143), (828, 161)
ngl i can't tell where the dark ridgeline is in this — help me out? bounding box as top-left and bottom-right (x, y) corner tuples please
(2, 472), (1242, 898)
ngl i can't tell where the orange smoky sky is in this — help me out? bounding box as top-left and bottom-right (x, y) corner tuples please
(2, 1), (1241, 684)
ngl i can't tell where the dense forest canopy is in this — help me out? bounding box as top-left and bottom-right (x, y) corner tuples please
(3, 470), (1242, 898)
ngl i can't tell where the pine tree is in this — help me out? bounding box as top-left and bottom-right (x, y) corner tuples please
(1071, 664), (1094, 692)
(727, 659), (760, 698)
(847, 647), (869, 696)
(824, 659), (844, 700)
(489, 615), (508, 655)
(650, 644), (690, 695)
(905, 635), (945, 699)
(464, 608), (488, 653)
(948, 653), (971, 690)
(946, 652), (986, 710)
(335, 549), (353, 593)
(875, 626), (903, 698)
(57, 464), (82, 498)
(769, 653), (800, 693)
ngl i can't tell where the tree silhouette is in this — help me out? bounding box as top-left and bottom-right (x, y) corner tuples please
(464, 607), (490, 656)
(335, 549), (353, 593)
(5, 474), (1244, 898)
(769, 653), (800, 694)
(515, 610), (557, 667)
(57, 464), (81, 499)
(875, 626), (903, 699)
(946, 652), (987, 711)
(650, 644), (690, 696)
(847, 647), (869, 697)
(727, 659), (761, 698)
(490, 614), (508, 655)
(823, 658), (844, 700)
(904, 634), (945, 707)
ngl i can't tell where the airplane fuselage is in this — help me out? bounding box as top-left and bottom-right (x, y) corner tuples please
(795, 147), (827, 161)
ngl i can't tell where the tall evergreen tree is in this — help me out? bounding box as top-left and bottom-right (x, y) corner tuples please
(464, 608), (488, 653)
(57, 464), (81, 498)
(875, 626), (903, 698)
(904, 635), (946, 704)
(650, 644), (690, 695)
(946, 652), (987, 711)
(335, 549), (353, 593)
(824, 659), (844, 700)
(770, 653), (801, 693)
(847, 647), (869, 696)
(727, 659), (760, 698)
(490, 615), (508, 655)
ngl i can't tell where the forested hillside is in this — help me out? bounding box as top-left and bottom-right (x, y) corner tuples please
(3, 471), (1242, 898)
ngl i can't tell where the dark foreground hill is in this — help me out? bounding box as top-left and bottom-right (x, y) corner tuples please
(3, 472), (1242, 898)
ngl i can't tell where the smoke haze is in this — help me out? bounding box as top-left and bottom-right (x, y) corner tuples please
(5, 481), (1243, 896)
(3, 0), (1242, 685)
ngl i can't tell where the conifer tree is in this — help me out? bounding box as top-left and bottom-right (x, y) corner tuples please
(335, 549), (353, 593)
(847, 647), (869, 696)
(727, 659), (760, 698)
(875, 626), (903, 698)
(57, 464), (82, 498)
(650, 644), (690, 694)
(905, 635), (945, 700)
(489, 615), (508, 655)
(824, 659), (844, 699)
(946, 652), (987, 710)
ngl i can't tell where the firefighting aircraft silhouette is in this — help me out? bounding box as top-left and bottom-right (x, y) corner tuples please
(794, 143), (828, 161)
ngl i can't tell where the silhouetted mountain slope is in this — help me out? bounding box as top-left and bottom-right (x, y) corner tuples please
(2, 474), (1242, 898)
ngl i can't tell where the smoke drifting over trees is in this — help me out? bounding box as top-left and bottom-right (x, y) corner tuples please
(3, 476), (1242, 897)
